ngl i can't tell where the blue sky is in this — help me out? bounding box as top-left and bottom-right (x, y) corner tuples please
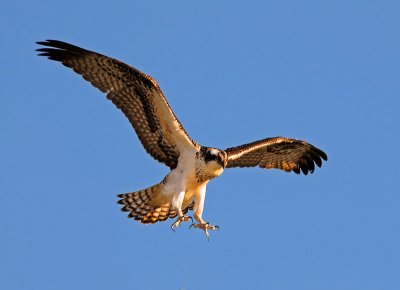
(1, 1), (400, 289)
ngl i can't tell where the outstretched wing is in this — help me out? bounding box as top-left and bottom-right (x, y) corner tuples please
(37, 40), (199, 169)
(225, 137), (327, 175)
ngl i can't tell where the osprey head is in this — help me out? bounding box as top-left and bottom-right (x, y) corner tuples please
(202, 147), (227, 169)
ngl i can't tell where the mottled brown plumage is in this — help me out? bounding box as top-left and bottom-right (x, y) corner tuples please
(36, 40), (198, 169)
(225, 137), (327, 175)
(117, 184), (194, 224)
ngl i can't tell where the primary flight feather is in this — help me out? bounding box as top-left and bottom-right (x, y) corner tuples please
(37, 40), (327, 237)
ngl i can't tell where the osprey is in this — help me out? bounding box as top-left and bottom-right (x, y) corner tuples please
(37, 40), (327, 237)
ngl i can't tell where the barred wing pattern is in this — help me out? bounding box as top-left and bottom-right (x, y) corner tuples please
(225, 137), (327, 175)
(37, 40), (199, 169)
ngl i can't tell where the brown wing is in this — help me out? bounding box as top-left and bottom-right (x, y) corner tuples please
(37, 40), (199, 169)
(225, 137), (327, 175)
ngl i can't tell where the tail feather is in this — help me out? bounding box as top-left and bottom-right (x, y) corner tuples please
(117, 184), (195, 224)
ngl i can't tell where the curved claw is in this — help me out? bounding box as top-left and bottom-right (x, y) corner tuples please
(171, 222), (177, 232)
(171, 215), (192, 231)
(189, 222), (219, 237)
(205, 222), (219, 231)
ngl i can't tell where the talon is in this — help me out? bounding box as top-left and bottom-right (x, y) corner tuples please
(171, 215), (192, 231)
(189, 222), (219, 237)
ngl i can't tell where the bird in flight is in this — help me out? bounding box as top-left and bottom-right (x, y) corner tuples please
(37, 40), (327, 237)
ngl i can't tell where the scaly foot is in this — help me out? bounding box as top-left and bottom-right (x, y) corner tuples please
(189, 222), (219, 237)
(171, 215), (193, 231)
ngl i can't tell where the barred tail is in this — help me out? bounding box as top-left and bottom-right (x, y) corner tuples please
(117, 184), (194, 224)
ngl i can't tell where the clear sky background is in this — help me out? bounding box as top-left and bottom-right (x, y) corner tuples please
(1, 1), (400, 289)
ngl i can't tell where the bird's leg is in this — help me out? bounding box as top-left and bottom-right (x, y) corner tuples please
(171, 208), (192, 230)
(190, 219), (219, 238)
(170, 190), (192, 231)
(189, 189), (219, 237)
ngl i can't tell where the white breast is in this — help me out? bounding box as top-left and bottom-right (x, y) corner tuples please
(162, 149), (198, 195)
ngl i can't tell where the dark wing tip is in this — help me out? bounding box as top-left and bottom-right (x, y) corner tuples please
(302, 146), (328, 175)
(36, 39), (85, 50)
(299, 159), (309, 175)
(289, 143), (328, 176)
(36, 39), (91, 61)
(311, 145), (328, 161)
(320, 150), (328, 161)
(309, 145), (328, 167)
